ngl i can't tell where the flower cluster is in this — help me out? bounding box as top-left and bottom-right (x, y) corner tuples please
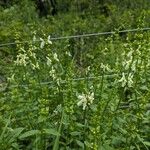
(31, 62), (40, 70)
(53, 53), (59, 62)
(118, 47), (136, 88)
(100, 63), (111, 72)
(40, 35), (52, 49)
(77, 92), (94, 110)
(122, 50), (138, 72)
(14, 53), (29, 66)
(118, 72), (133, 87)
(46, 53), (60, 80)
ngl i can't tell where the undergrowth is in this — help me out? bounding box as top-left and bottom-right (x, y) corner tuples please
(0, 29), (150, 150)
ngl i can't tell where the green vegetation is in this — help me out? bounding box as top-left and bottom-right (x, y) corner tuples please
(0, 0), (150, 149)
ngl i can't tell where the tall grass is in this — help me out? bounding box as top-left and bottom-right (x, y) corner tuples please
(0, 31), (150, 149)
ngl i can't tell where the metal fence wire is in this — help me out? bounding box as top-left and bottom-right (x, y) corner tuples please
(0, 28), (150, 149)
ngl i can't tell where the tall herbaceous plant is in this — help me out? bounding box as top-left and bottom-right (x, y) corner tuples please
(0, 30), (150, 149)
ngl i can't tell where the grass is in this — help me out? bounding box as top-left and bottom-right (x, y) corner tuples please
(0, 31), (150, 150)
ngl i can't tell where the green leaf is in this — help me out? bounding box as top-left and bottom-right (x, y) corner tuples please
(140, 85), (148, 91)
(43, 129), (60, 136)
(12, 128), (24, 138)
(12, 143), (20, 149)
(8, 127), (24, 143)
(70, 131), (81, 136)
(143, 141), (150, 147)
(136, 134), (149, 149)
(0, 115), (11, 141)
(119, 127), (127, 134)
(76, 140), (84, 148)
(99, 144), (115, 150)
(53, 110), (64, 150)
(19, 130), (40, 139)
(76, 123), (85, 128)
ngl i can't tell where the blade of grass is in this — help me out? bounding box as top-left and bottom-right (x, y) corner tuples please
(52, 109), (64, 150)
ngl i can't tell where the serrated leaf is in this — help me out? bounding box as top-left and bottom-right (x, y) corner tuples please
(19, 130), (40, 139)
(12, 128), (24, 138)
(8, 127), (24, 143)
(43, 129), (60, 136)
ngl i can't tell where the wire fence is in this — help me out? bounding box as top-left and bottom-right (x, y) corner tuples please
(0, 27), (149, 119)
(0, 73), (119, 91)
(12, 73), (118, 88)
(0, 27), (150, 47)
(0, 27), (150, 89)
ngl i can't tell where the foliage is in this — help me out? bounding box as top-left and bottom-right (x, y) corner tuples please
(0, 0), (150, 149)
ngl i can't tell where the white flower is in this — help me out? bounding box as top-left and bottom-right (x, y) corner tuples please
(53, 53), (59, 62)
(77, 92), (94, 110)
(7, 74), (15, 82)
(40, 38), (45, 49)
(124, 60), (131, 70)
(86, 66), (91, 74)
(127, 51), (133, 58)
(56, 78), (61, 86)
(118, 73), (127, 87)
(48, 35), (52, 44)
(65, 51), (71, 57)
(29, 51), (36, 59)
(118, 72), (134, 87)
(124, 43), (128, 47)
(100, 63), (111, 72)
(14, 53), (29, 66)
(49, 66), (56, 79)
(33, 35), (36, 42)
(31, 62), (40, 70)
(127, 73), (133, 87)
(131, 60), (136, 72)
(46, 56), (52, 66)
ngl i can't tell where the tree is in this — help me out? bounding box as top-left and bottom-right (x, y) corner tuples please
(36, 0), (57, 16)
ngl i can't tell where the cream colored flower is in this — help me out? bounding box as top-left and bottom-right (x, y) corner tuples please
(33, 35), (36, 42)
(118, 72), (134, 87)
(127, 73), (133, 87)
(14, 53), (29, 66)
(53, 53), (59, 62)
(46, 56), (52, 66)
(118, 73), (127, 87)
(7, 74), (15, 82)
(29, 51), (36, 59)
(40, 38), (45, 49)
(77, 92), (94, 110)
(65, 51), (71, 57)
(49, 66), (56, 79)
(100, 63), (111, 72)
(48, 35), (52, 44)
(31, 62), (40, 70)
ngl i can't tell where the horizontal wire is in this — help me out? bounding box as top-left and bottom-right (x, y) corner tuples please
(0, 27), (150, 47)
(7, 73), (119, 89)
(1, 28), (149, 88)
